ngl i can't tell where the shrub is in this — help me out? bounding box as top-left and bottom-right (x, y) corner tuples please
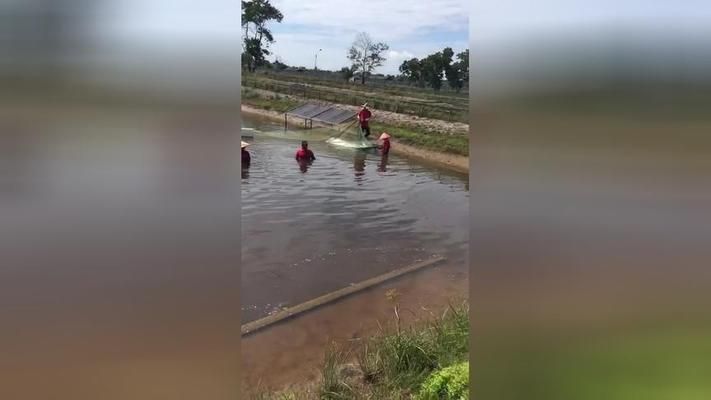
(418, 361), (469, 400)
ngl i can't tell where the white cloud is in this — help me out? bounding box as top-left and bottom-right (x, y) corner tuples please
(387, 50), (415, 61)
(267, 0), (468, 74)
(271, 0), (467, 41)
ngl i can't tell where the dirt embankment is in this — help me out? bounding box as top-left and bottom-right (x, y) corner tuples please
(241, 104), (469, 174)
(244, 86), (469, 136)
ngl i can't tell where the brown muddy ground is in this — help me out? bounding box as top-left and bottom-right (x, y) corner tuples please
(241, 261), (468, 395)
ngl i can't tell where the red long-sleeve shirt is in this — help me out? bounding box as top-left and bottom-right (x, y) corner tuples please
(295, 148), (315, 162)
(357, 108), (372, 127)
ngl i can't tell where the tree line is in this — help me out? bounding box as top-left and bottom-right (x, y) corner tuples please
(241, 0), (469, 92)
(398, 49), (469, 92)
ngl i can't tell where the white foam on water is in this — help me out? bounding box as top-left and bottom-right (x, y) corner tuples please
(326, 137), (377, 149)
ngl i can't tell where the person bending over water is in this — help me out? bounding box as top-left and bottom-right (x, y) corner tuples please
(295, 140), (316, 162)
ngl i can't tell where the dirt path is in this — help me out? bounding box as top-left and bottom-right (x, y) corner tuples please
(241, 104), (469, 174)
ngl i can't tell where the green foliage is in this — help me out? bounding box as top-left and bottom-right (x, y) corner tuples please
(242, 0), (283, 72)
(340, 66), (355, 81)
(456, 50), (469, 82)
(370, 122), (469, 156)
(358, 302), (470, 392)
(400, 57), (426, 87)
(418, 362), (469, 400)
(398, 48), (469, 93)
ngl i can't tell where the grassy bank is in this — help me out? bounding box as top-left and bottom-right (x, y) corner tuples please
(370, 122), (469, 156)
(249, 299), (469, 399)
(242, 87), (301, 113)
(242, 73), (468, 123)
(241, 87), (468, 157)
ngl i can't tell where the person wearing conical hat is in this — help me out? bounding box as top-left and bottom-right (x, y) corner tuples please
(357, 102), (372, 139)
(378, 132), (391, 155)
(241, 141), (251, 166)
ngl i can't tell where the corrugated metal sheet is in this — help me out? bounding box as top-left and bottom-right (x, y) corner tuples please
(286, 103), (355, 125)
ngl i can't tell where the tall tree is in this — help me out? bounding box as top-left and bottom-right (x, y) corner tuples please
(421, 52), (448, 91)
(442, 47), (465, 92)
(399, 58), (425, 87)
(457, 49), (469, 82)
(241, 0), (283, 72)
(347, 32), (389, 85)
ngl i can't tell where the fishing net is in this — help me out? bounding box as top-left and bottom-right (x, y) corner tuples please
(325, 123), (377, 149)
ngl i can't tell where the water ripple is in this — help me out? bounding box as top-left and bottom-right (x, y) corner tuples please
(241, 118), (469, 322)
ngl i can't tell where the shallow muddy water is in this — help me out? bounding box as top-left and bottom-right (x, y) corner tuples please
(240, 115), (469, 323)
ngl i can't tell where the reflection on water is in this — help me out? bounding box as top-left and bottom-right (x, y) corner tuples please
(240, 115), (469, 323)
(297, 159), (313, 173)
(378, 154), (390, 172)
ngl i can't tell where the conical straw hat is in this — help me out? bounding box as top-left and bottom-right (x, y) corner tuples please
(241, 141), (249, 148)
(379, 132), (391, 140)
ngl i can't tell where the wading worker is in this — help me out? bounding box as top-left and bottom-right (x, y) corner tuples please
(378, 132), (391, 155)
(357, 103), (372, 138)
(295, 140), (316, 162)
(241, 141), (251, 166)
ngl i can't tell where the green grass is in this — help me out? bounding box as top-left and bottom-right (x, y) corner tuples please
(255, 70), (469, 101)
(250, 300), (469, 399)
(371, 122), (469, 156)
(242, 87), (300, 112)
(242, 74), (468, 123)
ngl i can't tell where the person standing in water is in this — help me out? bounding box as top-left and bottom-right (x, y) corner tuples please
(378, 132), (391, 155)
(295, 140), (316, 162)
(241, 141), (251, 166)
(357, 103), (372, 138)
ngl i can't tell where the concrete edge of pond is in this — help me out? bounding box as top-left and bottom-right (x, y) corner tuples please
(241, 256), (447, 337)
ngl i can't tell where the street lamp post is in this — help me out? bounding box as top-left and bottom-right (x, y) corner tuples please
(314, 48), (322, 70)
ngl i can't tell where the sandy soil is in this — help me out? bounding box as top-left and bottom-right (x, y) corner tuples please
(241, 104), (469, 174)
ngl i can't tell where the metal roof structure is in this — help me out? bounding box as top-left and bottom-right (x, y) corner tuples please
(285, 103), (355, 126)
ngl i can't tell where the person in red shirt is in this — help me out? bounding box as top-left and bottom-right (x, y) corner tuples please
(378, 132), (391, 155)
(357, 103), (372, 138)
(295, 140), (316, 162)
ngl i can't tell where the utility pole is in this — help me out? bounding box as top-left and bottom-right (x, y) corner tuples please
(314, 48), (322, 70)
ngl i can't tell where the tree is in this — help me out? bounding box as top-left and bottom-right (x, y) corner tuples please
(273, 57), (288, 71)
(398, 48), (469, 92)
(242, 0), (283, 72)
(347, 32), (389, 85)
(340, 66), (355, 81)
(399, 58), (424, 87)
(442, 47), (465, 92)
(457, 49), (469, 82)
(421, 54), (444, 91)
